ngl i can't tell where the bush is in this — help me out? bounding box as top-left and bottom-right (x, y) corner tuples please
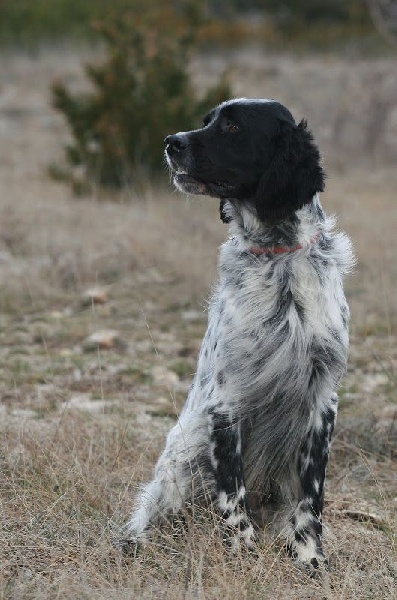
(51, 0), (231, 192)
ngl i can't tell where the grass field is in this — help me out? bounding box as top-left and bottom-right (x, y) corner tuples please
(0, 48), (396, 599)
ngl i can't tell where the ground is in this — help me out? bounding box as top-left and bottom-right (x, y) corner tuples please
(0, 48), (396, 599)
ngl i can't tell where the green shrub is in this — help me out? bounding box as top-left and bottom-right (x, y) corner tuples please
(51, 1), (231, 192)
(0, 0), (106, 44)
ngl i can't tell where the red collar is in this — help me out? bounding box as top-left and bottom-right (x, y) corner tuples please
(248, 233), (319, 256)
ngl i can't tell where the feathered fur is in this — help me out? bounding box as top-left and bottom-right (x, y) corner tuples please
(118, 99), (354, 572)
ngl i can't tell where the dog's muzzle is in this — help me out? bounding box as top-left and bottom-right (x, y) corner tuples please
(164, 133), (209, 195)
(164, 133), (189, 155)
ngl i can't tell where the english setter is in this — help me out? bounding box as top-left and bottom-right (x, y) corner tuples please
(119, 99), (354, 572)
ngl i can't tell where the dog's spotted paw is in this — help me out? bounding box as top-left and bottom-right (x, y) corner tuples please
(302, 555), (329, 578)
(287, 538), (329, 577)
(115, 537), (139, 557)
(114, 530), (148, 557)
(223, 520), (258, 555)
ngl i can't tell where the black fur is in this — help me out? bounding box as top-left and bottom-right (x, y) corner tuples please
(254, 119), (325, 222)
(119, 99), (353, 574)
(165, 98), (325, 225)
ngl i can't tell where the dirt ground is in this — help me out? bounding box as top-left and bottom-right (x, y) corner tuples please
(0, 47), (396, 599)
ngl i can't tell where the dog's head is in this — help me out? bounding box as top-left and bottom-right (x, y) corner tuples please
(164, 98), (325, 223)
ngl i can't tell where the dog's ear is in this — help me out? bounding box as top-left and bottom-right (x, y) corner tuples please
(254, 119), (325, 222)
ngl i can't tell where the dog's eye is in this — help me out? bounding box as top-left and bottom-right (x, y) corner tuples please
(222, 119), (239, 134)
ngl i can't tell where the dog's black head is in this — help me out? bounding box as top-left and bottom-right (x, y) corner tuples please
(164, 98), (325, 223)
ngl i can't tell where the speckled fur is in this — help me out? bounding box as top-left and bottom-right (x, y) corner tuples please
(119, 99), (354, 571)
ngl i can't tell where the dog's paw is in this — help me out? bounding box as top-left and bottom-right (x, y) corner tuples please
(115, 537), (140, 557)
(287, 540), (329, 577)
(284, 503), (329, 576)
(114, 530), (148, 557)
(223, 521), (258, 555)
(302, 555), (329, 579)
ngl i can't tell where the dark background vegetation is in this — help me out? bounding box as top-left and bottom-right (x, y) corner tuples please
(1, 0), (390, 191)
(0, 0), (378, 48)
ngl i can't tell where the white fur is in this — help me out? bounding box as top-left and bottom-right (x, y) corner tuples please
(120, 196), (353, 569)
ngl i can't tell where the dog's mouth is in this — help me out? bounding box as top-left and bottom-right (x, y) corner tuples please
(172, 170), (235, 198)
(172, 168), (194, 180)
(166, 151), (235, 198)
(171, 171), (210, 196)
(165, 153), (204, 195)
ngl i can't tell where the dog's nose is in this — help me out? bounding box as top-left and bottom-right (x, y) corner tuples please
(164, 134), (188, 152)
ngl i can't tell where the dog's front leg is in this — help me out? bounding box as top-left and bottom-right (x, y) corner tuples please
(210, 411), (256, 551)
(285, 393), (338, 571)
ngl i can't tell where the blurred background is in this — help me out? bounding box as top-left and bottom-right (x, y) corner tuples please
(0, 2), (396, 598)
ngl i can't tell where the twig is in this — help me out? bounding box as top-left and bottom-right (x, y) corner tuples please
(340, 509), (385, 527)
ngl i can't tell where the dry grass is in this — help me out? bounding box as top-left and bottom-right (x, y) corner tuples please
(0, 47), (396, 599)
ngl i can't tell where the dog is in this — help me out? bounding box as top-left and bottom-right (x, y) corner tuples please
(119, 98), (354, 572)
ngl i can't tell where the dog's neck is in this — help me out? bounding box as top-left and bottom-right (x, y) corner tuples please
(224, 195), (324, 250)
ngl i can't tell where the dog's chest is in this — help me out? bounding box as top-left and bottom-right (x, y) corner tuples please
(216, 249), (341, 340)
(185, 237), (349, 416)
(203, 242), (348, 390)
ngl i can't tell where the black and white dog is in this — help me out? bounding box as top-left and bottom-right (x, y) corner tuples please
(120, 99), (353, 571)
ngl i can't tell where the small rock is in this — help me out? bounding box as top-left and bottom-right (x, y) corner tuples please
(363, 372), (389, 392)
(62, 394), (116, 413)
(155, 396), (172, 406)
(380, 404), (397, 419)
(49, 310), (64, 319)
(81, 287), (107, 307)
(83, 330), (127, 352)
(108, 363), (128, 375)
(136, 412), (153, 425)
(152, 365), (179, 388)
(181, 310), (204, 322)
(11, 408), (37, 420)
(375, 404), (397, 436)
(59, 348), (73, 357)
(19, 568), (33, 581)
